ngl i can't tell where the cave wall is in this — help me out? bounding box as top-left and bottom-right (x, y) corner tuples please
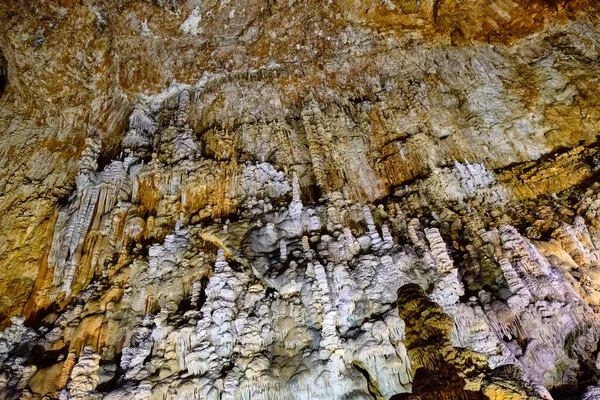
(1, 0), (600, 399)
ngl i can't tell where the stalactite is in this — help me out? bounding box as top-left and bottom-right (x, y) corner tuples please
(6, 26), (600, 398)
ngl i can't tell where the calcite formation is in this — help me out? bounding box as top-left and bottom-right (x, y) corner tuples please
(2, 0), (600, 399)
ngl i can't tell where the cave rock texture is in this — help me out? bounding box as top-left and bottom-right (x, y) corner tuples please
(2, 0), (600, 399)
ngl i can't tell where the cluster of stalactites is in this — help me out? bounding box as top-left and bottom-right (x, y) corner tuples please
(19, 78), (600, 400)
(301, 97), (331, 189)
(122, 106), (157, 155)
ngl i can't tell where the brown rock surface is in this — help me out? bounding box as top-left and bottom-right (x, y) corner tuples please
(1, 0), (600, 399)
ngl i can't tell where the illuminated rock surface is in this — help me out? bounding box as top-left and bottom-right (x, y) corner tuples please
(1, 0), (600, 398)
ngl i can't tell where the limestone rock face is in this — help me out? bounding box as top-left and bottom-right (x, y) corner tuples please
(1, 0), (600, 399)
